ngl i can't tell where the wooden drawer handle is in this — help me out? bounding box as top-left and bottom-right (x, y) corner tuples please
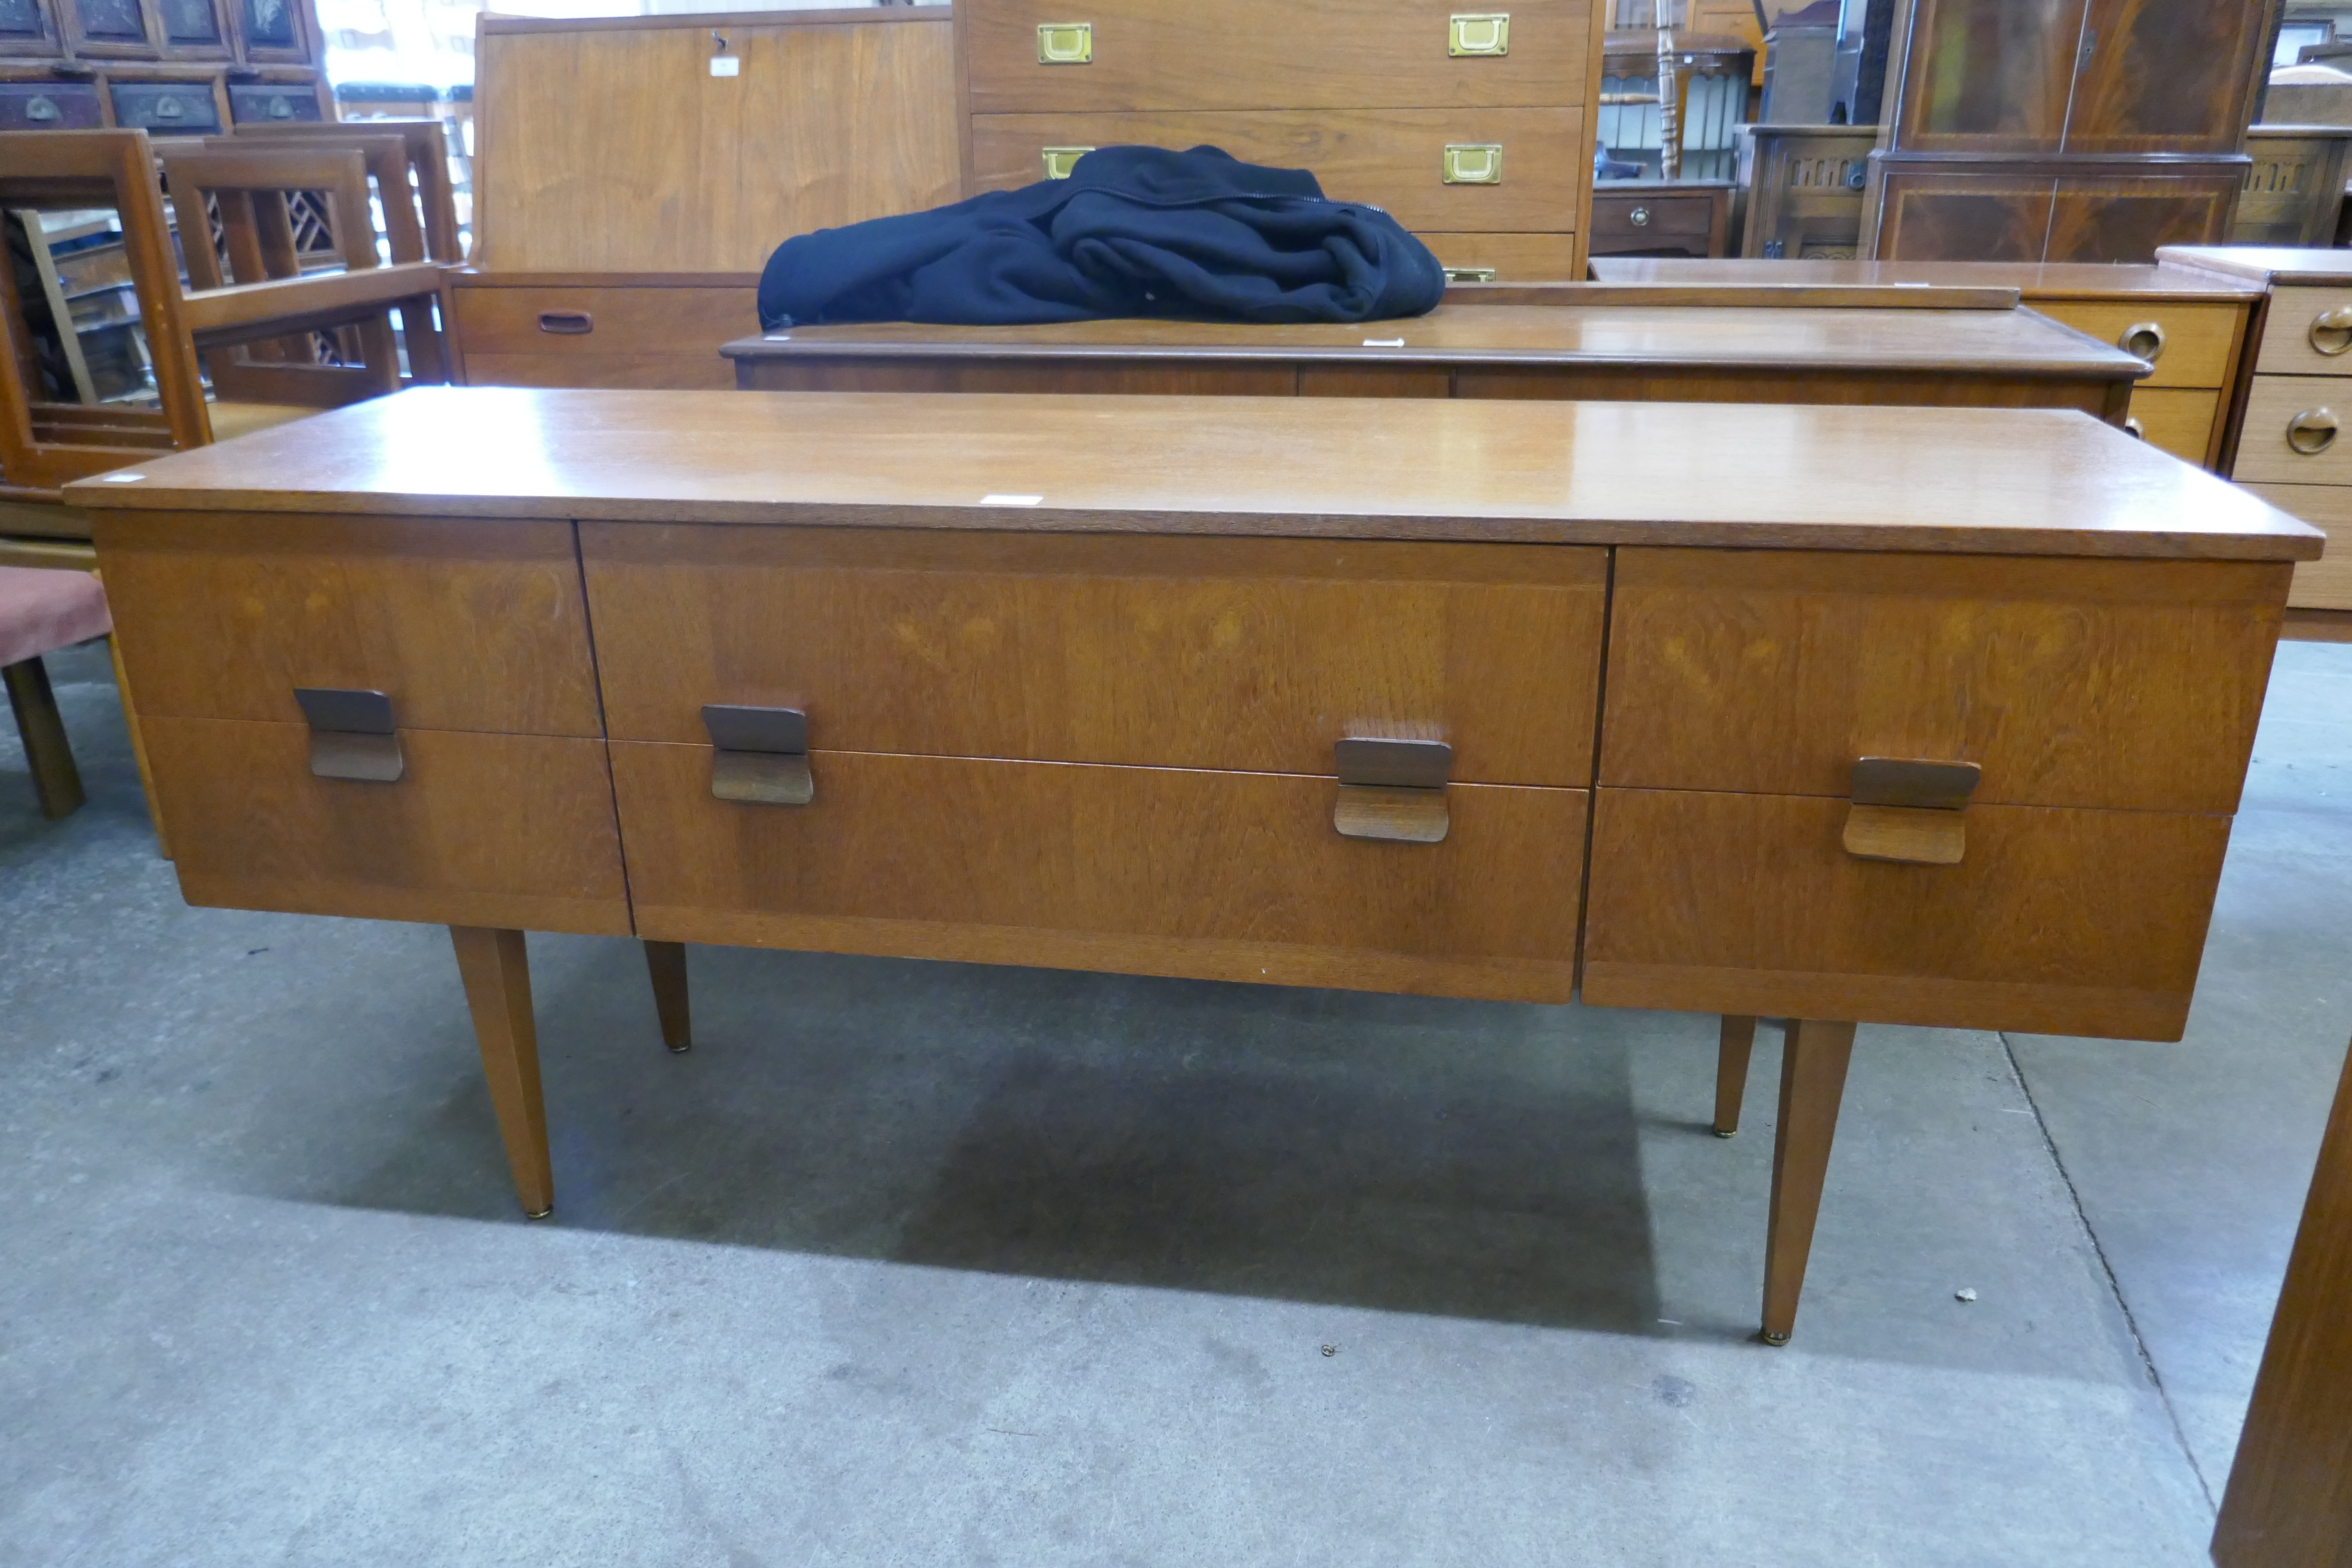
(703, 702), (812, 805)
(2118, 320), (2165, 361)
(1334, 736), (1450, 843)
(294, 686), (403, 782)
(1842, 756), (1978, 866)
(537, 310), (593, 335)
(2310, 307), (2352, 356)
(2289, 408), (2340, 456)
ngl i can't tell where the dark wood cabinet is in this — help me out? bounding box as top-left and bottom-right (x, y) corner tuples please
(0, 0), (321, 132)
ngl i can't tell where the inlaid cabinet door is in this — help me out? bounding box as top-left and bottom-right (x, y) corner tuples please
(1887, 0), (2086, 155)
(2064, 0), (2269, 155)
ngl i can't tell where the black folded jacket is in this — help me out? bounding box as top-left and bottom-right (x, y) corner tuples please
(756, 144), (1446, 328)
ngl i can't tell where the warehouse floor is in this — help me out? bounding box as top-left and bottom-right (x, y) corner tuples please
(4, 638), (2348, 1567)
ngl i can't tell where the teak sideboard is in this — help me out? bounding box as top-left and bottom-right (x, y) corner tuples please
(69, 387), (2318, 1345)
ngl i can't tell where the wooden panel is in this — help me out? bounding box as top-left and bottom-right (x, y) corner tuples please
(450, 285), (756, 360)
(473, 15), (959, 272)
(92, 511), (602, 734)
(2127, 386), (2222, 466)
(1599, 548), (2288, 813)
(967, 107), (1587, 233)
(465, 353), (740, 391)
(609, 744), (1587, 1003)
(2254, 286), (2352, 378)
(2044, 171), (2241, 263)
(1887, 0), (2084, 154)
(961, 0), (1597, 114)
(148, 718), (631, 935)
(1581, 787), (2232, 1039)
(2210, 1036), (2352, 1568)
(2064, 0), (2269, 156)
(729, 358), (1300, 395)
(1417, 231), (1580, 280)
(2237, 482), (2352, 612)
(2230, 130), (2352, 249)
(581, 526), (1606, 784)
(2234, 376), (2352, 487)
(2031, 299), (2243, 389)
(1297, 368), (1451, 397)
(1873, 171), (2055, 262)
(1452, 364), (2110, 412)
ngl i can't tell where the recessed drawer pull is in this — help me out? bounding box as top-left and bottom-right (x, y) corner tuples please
(704, 703), (812, 805)
(294, 687), (403, 782)
(2124, 416), (2145, 438)
(2288, 408), (2340, 456)
(538, 311), (593, 335)
(1036, 21), (1091, 62)
(1448, 12), (1510, 55)
(1842, 756), (1979, 866)
(2310, 307), (2352, 356)
(2118, 321), (2165, 361)
(1442, 144), (1503, 185)
(1333, 736), (1450, 844)
(1443, 265), (1498, 282)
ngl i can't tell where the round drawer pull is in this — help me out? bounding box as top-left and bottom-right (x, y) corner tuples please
(1629, 205), (1651, 227)
(2310, 307), (2352, 356)
(26, 95), (60, 122)
(2118, 321), (2165, 361)
(2288, 408), (2339, 455)
(2124, 416), (2145, 439)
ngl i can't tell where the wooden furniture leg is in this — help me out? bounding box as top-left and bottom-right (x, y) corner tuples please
(2211, 1034), (2352, 1568)
(1762, 1018), (1858, 1345)
(4, 655), (85, 818)
(448, 925), (554, 1219)
(104, 631), (170, 858)
(1714, 1014), (1758, 1136)
(643, 939), (691, 1053)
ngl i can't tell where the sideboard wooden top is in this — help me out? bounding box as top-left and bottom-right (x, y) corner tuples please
(1589, 257), (2267, 303)
(724, 303), (2147, 378)
(65, 387), (2322, 560)
(2155, 245), (2352, 287)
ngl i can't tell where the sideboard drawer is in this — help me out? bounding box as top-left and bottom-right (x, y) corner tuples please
(967, 107), (1587, 233)
(610, 744), (1586, 1002)
(964, 0), (1595, 116)
(1599, 548), (2286, 813)
(2232, 374), (2352, 486)
(582, 527), (1606, 785)
(95, 513), (603, 735)
(2254, 286), (2352, 377)
(452, 285), (756, 390)
(1581, 787), (2232, 1039)
(147, 719), (631, 936)
(2032, 300), (2242, 391)
(1589, 191), (1718, 246)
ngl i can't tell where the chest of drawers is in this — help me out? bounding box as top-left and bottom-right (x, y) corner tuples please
(73, 387), (2314, 1345)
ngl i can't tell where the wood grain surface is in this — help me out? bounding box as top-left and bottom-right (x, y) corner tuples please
(1600, 548), (2288, 812)
(147, 719), (630, 935)
(450, 285), (758, 364)
(1580, 788), (2232, 1039)
(2255, 287), (2352, 378)
(582, 526), (1605, 783)
(449, 925), (555, 1217)
(2032, 299), (2243, 390)
(92, 511), (602, 735)
(2128, 387), (2224, 466)
(1418, 233), (1581, 281)
(2233, 376), (2352, 487)
(611, 744), (1587, 1002)
(1589, 256), (2265, 302)
(63, 389), (2324, 562)
(2236, 482), (2352, 612)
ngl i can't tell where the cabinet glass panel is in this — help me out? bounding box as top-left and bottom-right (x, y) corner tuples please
(239, 0), (294, 47)
(0, 0), (46, 38)
(159, 0), (218, 44)
(73, 0), (145, 41)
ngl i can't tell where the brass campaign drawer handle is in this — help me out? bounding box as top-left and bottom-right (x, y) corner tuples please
(537, 311), (593, 335)
(703, 703), (812, 805)
(2310, 306), (2352, 356)
(2118, 320), (2165, 361)
(1449, 12), (1510, 55)
(2289, 408), (2340, 456)
(294, 687), (403, 783)
(1842, 756), (1980, 866)
(1333, 736), (1451, 844)
(1036, 21), (1091, 63)
(1041, 146), (1094, 180)
(1442, 144), (1503, 184)
(1443, 266), (1498, 282)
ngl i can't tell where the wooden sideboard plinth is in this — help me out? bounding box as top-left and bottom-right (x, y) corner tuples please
(70, 387), (2320, 1345)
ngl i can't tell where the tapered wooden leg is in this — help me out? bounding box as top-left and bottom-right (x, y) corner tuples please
(1761, 1018), (1857, 1345)
(4, 655), (85, 819)
(105, 632), (170, 859)
(449, 926), (554, 1219)
(1714, 1014), (1758, 1136)
(644, 939), (691, 1053)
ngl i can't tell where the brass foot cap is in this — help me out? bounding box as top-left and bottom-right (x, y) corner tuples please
(1712, 1127), (1737, 1138)
(1761, 1330), (1790, 1346)
(524, 1206), (553, 1220)
(667, 1041), (691, 1054)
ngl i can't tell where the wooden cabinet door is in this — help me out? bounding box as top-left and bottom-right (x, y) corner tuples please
(1887, 0), (2086, 154)
(2044, 168), (2239, 261)
(2064, 0), (2269, 155)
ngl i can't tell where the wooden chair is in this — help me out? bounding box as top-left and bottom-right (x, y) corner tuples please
(229, 118), (464, 263)
(0, 564), (110, 819)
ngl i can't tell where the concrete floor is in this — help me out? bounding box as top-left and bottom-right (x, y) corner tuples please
(3, 637), (2348, 1567)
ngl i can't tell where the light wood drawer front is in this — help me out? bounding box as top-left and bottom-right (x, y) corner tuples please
(2237, 481), (2352, 611)
(611, 745), (1586, 1003)
(95, 514), (602, 735)
(964, 0), (1595, 115)
(1420, 231), (1579, 281)
(451, 286), (756, 361)
(968, 108), (1587, 233)
(2128, 386), (2222, 466)
(1599, 548), (2286, 814)
(1581, 787), (2231, 1040)
(582, 527), (1606, 785)
(463, 352), (739, 391)
(148, 720), (631, 937)
(2033, 300), (2243, 389)
(2233, 375), (2352, 486)
(2256, 286), (2352, 376)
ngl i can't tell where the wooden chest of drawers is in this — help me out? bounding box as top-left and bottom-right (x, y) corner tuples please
(74, 386), (2314, 1343)
(955, 0), (1608, 281)
(447, 273), (760, 391)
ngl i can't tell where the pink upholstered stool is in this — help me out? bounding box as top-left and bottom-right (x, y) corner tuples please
(0, 567), (112, 820)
